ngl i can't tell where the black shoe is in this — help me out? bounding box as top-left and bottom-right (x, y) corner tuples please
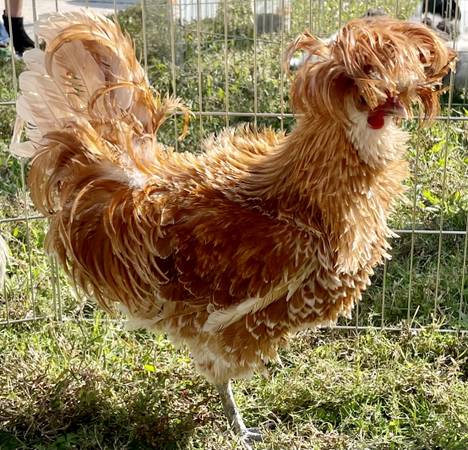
(2, 14), (34, 56)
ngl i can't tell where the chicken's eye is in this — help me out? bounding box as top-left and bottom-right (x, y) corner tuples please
(357, 95), (368, 109)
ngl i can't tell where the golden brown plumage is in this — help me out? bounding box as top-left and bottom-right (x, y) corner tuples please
(11, 10), (455, 439)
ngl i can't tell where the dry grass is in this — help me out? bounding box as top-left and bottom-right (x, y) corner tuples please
(0, 319), (467, 449)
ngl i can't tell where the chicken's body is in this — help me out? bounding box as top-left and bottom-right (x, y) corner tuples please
(11, 10), (454, 441)
(96, 121), (406, 383)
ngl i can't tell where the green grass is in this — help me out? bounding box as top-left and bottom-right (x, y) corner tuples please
(0, 319), (467, 449)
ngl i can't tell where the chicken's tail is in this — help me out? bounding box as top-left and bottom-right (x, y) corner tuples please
(9, 11), (188, 313)
(11, 10), (189, 158)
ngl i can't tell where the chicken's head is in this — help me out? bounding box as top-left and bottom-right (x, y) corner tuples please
(287, 16), (456, 129)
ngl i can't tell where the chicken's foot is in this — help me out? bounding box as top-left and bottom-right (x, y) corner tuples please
(215, 381), (263, 445)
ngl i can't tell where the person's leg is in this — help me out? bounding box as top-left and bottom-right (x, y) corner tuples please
(3, 0), (34, 56)
(5, 0), (24, 17)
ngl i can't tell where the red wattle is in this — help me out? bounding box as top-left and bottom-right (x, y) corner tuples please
(367, 112), (385, 129)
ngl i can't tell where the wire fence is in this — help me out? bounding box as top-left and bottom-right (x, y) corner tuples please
(0, 0), (466, 333)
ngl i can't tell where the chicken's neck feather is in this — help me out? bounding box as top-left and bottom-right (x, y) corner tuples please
(236, 115), (408, 273)
(239, 116), (404, 206)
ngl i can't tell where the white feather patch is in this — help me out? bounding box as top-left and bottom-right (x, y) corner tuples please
(203, 266), (312, 333)
(23, 48), (46, 74)
(345, 104), (408, 168)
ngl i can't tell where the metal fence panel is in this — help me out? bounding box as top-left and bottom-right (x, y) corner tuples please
(0, 0), (466, 331)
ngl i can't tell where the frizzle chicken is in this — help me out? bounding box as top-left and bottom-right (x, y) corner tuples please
(10, 11), (455, 443)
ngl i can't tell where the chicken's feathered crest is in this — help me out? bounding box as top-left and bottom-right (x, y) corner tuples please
(285, 17), (456, 121)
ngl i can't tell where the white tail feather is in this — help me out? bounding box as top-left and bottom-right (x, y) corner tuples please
(22, 48), (46, 74)
(10, 10), (151, 160)
(34, 10), (101, 44)
(9, 117), (32, 158)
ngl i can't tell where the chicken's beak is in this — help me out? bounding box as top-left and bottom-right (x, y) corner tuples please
(371, 97), (408, 119)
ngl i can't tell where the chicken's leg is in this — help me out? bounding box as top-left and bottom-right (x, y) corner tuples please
(215, 381), (263, 444)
